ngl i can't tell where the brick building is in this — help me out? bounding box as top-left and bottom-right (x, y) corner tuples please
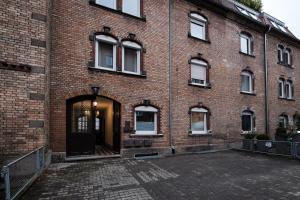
(1, 0), (299, 158)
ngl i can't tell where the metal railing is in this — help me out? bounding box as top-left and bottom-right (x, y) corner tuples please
(1, 146), (45, 200)
(240, 139), (300, 158)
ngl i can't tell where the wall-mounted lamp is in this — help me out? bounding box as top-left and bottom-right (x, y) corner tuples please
(91, 86), (100, 96)
(93, 101), (98, 107)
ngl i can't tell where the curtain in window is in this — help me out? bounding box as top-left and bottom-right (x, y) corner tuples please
(99, 42), (113, 69)
(124, 47), (137, 72)
(191, 112), (205, 131)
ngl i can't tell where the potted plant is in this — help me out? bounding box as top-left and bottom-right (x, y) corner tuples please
(242, 133), (256, 150)
(255, 134), (270, 152)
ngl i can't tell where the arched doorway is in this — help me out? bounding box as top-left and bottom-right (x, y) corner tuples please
(66, 95), (121, 157)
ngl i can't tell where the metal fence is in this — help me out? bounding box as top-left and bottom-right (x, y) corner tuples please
(0, 146), (45, 200)
(240, 139), (300, 158)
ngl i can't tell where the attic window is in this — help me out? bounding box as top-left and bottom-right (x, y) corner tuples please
(236, 6), (260, 21)
(270, 19), (287, 33)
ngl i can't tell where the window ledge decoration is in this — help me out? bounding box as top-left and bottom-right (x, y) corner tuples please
(88, 66), (147, 78)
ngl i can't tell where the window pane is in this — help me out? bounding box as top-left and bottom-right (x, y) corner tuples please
(191, 64), (206, 85)
(279, 82), (283, 97)
(124, 47), (138, 73)
(136, 111), (155, 131)
(240, 36), (248, 54)
(241, 75), (250, 92)
(123, 0), (140, 17)
(97, 0), (115, 9)
(191, 22), (205, 39)
(191, 112), (205, 131)
(72, 100), (92, 133)
(242, 115), (251, 131)
(99, 42), (114, 69)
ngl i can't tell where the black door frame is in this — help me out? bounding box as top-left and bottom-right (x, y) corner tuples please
(66, 95), (121, 157)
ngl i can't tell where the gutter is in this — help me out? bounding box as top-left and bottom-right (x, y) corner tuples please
(264, 25), (272, 135)
(168, 0), (175, 154)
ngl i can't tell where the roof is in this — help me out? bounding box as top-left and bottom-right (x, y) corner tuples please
(189, 0), (300, 43)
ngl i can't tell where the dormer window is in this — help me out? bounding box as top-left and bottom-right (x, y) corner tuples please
(190, 13), (207, 41)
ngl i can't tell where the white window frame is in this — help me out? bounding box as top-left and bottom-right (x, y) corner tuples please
(122, 0), (140, 17)
(190, 13), (207, 40)
(122, 41), (141, 75)
(279, 79), (285, 98)
(242, 111), (254, 134)
(286, 49), (291, 65)
(240, 34), (251, 54)
(278, 45), (284, 62)
(95, 35), (117, 71)
(241, 71), (253, 93)
(286, 81), (293, 99)
(96, 0), (117, 9)
(134, 106), (158, 135)
(190, 59), (207, 86)
(191, 107), (208, 135)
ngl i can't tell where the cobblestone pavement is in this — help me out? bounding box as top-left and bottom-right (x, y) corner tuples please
(22, 151), (300, 200)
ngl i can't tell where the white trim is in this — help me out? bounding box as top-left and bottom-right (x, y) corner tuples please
(134, 106), (158, 135)
(95, 38), (117, 71)
(242, 111), (254, 133)
(279, 79), (285, 98)
(191, 108), (208, 134)
(122, 41), (141, 49)
(190, 18), (206, 40)
(190, 59), (207, 66)
(286, 81), (293, 99)
(278, 46), (283, 62)
(240, 34), (251, 54)
(286, 49), (291, 65)
(190, 13), (207, 22)
(191, 107), (208, 113)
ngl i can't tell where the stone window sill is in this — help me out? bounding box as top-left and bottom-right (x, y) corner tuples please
(239, 51), (255, 58)
(129, 134), (164, 138)
(188, 82), (212, 89)
(188, 33), (211, 44)
(240, 91), (256, 96)
(88, 67), (147, 79)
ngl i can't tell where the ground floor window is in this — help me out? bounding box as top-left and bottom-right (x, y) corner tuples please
(279, 114), (289, 128)
(191, 107), (208, 134)
(134, 106), (158, 135)
(242, 110), (255, 133)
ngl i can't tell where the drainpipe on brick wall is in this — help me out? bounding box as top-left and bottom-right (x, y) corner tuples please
(168, 0), (175, 154)
(264, 25), (272, 136)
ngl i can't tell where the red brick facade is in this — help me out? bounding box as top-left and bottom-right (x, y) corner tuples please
(1, 0), (299, 156)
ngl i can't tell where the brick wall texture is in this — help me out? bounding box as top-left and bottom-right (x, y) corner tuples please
(1, 0), (299, 155)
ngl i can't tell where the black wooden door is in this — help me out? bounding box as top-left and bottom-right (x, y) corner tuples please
(113, 102), (121, 152)
(66, 96), (96, 156)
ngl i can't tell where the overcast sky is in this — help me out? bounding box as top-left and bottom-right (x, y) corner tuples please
(262, 0), (300, 38)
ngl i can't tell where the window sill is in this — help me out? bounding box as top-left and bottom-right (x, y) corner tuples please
(129, 134), (163, 138)
(278, 97), (296, 101)
(239, 51), (255, 58)
(89, 0), (146, 22)
(240, 91), (256, 96)
(277, 62), (294, 69)
(88, 67), (147, 78)
(188, 34), (211, 44)
(188, 133), (212, 137)
(188, 82), (212, 89)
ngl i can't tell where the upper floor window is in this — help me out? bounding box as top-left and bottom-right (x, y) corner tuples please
(284, 48), (292, 66)
(190, 59), (208, 86)
(286, 80), (294, 99)
(241, 70), (254, 94)
(190, 13), (207, 40)
(240, 33), (253, 55)
(95, 34), (117, 71)
(134, 106), (158, 135)
(277, 45), (284, 63)
(242, 110), (255, 133)
(122, 41), (141, 75)
(190, 107), (209, 134)
(278, 78), (285, 98)
(279, 114), (289, 128)
(123, 0), (140, 17)
(96, 0), (116, 9)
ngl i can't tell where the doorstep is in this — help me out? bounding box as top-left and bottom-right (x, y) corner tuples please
(65, 154), (121, 162)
